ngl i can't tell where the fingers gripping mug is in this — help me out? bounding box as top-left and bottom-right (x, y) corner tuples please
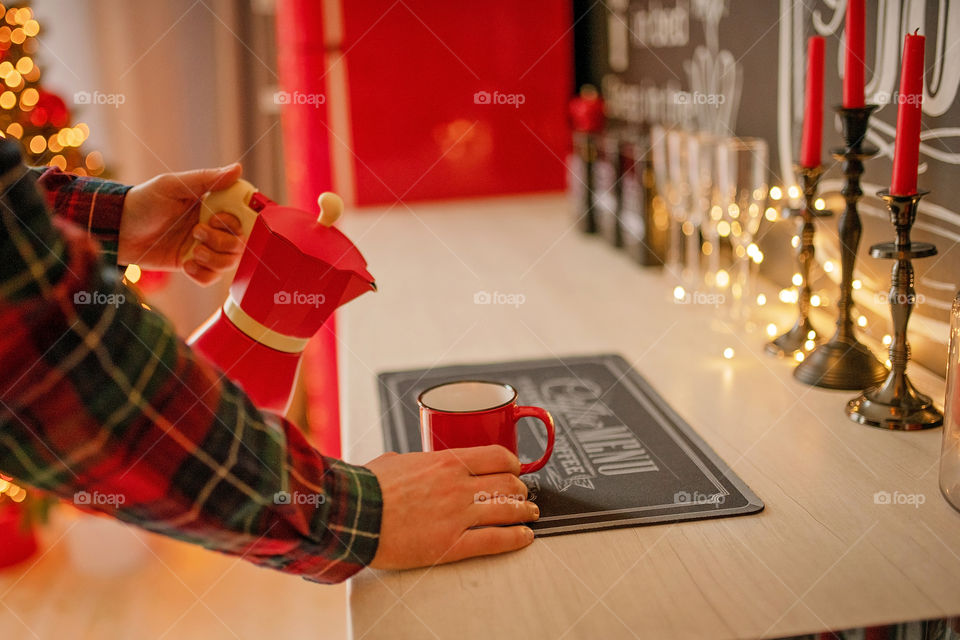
(418, 381), (556, 474)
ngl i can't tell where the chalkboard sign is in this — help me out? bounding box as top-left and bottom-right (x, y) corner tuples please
(378, 354), (763, 536)
(578, 0), (959, 371)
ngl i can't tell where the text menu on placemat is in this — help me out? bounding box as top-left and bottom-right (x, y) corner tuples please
(378, 354), (763, 536)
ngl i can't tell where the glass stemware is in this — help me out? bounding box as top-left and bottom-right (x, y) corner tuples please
(665, 129), (696, 286)
(687, 132), (721, 293)
(941, 290), (960, 513)
(650, 125), (683, 283)
(715, 137), (768, 320)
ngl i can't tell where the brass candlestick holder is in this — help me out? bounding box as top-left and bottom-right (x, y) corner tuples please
(767, 165), (833, 356)
(795, 106), (888, 388)
(846, 190), (943, 430)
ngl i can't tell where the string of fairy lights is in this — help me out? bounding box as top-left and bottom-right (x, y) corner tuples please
(0, 2), (110, 517)
(0, 2), (104, 175)
(668, 180), (892, 365)
(767, 186), (891, 366)
(0, 473), (26, 504)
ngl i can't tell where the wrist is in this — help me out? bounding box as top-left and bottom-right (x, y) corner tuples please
(117, 184), (140, 265)
(36, 168), (131, 266)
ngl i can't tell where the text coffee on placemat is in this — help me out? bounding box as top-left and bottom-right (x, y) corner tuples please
(377, 354), (763, 536)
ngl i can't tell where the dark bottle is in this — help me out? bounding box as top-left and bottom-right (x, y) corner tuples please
(568, 131), (598, 234)
(567, 85), (605, 234)
(619, 131), (668, 266)
(593, 130), (623, 247)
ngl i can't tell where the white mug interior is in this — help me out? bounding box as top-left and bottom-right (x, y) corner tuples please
(419, 381), (516, 413)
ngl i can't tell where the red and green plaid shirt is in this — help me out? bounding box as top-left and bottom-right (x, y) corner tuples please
(0, 162), (382, 583)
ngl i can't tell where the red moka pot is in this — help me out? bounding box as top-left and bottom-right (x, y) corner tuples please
(184, 180), (375, 414)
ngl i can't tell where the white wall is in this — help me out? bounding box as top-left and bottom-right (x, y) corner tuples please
(31, 0), (237, 334)
(32, 0), (113, 163)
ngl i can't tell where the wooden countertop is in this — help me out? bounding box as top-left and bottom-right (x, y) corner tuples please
(338, 194), (960, 640)
(0, 508), (349, 640)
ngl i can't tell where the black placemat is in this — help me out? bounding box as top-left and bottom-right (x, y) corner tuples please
(378, 354), (763, 536)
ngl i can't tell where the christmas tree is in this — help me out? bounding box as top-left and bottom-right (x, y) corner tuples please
(0, 1), (103, 175)
(0, 1), (111, 543)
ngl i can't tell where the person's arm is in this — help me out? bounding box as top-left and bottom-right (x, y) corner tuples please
(1, 145), (537, 581)
(29, 163), (248, 284)
(27, 166), (129, 266)
(2, 155), (381, 583)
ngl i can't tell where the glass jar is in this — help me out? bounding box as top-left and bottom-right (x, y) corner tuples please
(940, 290), (960, 513)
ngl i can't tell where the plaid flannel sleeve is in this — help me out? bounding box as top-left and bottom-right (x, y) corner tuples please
(28, 166), (129, 266)
(0, 160), (382, 583)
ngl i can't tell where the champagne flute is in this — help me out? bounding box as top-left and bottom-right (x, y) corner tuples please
(716, 137), (769, 321)
(687, 132), (721, 292)
(665, 129), (695, 286)
(651, 125), (683, 284)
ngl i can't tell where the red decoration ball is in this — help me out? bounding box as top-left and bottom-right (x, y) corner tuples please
(29, 106), (47, 127)
(35, 90), (70, 128)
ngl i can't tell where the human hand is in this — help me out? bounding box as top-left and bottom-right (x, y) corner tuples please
(119, 163), (245, 286)
(366, 445), (538, 570)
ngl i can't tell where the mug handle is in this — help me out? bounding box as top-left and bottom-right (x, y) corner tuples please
(513, 406), (556, 474)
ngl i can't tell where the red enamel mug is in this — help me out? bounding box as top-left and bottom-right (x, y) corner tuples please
(418, 380), (556, 474)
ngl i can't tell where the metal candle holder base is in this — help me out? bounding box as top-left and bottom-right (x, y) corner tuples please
(846, 190), (943, 430)
(795, 106), (888, 389)
(767, 165), (833, 357)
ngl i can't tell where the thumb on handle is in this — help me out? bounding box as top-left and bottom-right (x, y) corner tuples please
(181, 178), (259, 265)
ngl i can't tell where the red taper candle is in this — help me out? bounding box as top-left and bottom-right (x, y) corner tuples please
(890, 31), (925, 196)
(843, 0), (866, 108)
(800, 36), (825, 168)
